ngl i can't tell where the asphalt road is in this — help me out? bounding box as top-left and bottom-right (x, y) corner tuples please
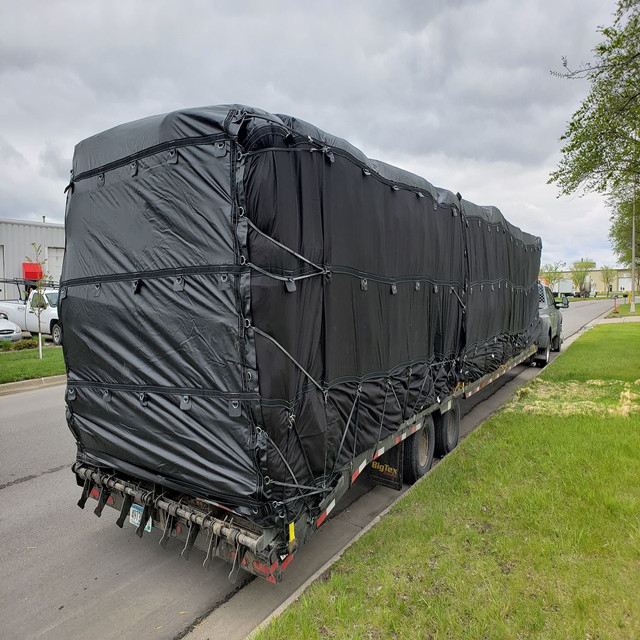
(0, 297), (613, 640)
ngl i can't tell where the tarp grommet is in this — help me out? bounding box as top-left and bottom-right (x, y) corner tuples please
(415, 282), (421, 291)
(237, 206), (245, 217)
(363, 168), (371, 176)
(240, 255), (247, 265)
(391, 283), (398, 295)
(102, 390), (112, 403)
(392, 184), (399, 191)
(219, 273), (231, 290)
(138, 392), (148, 407)
(244, 318), (251, 329)
(180, 395), (192, 411)
(173, 276), (185, 292)
(132, 280), (141, 294)
(167, 148), (178, 164)
(285, 279), (297, 293)
(67, 388), (76, 402)
(94, 283), (101, 297)
(129, 161), (138, 177)
(213, 141), (227, 158)
(416, 191), (425, 198)
(433, 284), (438, 294)
(360, 278), (368, 291)
(97, 173), (105, 188)
(228, 400), (241, 417)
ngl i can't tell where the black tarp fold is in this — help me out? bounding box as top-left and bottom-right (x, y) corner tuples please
(62, 105), (541, 523)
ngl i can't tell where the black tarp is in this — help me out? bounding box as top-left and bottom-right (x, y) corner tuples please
(61, 105), (541, 523)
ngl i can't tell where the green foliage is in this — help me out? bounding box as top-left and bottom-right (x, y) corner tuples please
(549, 2), (640, 195)
(539, 261), (563, 289)
(0, 346), (65, 383)
(600, 264), (618, 291)
(608, 189), (640, 287)
(0, 338), (39, 352)
(569, 257), (596, 292)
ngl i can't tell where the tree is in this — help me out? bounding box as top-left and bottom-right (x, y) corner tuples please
(549, 0), (639, 310)
(608, 189), (640, 289)
(570, 258), (596, 296)
(549, 2), (640, 194)
(539, 262), (564, 290)
(25, 242), (50, 360)
(600, 264), (618, 294)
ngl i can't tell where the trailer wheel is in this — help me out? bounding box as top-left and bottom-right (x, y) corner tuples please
(434, 399), (460, 457)
(403, 414), (435, 484)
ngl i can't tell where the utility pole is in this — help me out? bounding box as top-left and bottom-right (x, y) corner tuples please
(632, 180), (636, 313)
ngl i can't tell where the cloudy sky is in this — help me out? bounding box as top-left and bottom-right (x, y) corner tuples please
(0, 0), (621, 267)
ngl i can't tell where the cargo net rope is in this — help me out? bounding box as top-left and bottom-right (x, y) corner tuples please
(234, 114), (541, 525)
(60, 106), (541, 529)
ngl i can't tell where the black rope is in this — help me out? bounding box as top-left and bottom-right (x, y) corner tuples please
(247, 261), (324, 283)
(411, 365), (433, 415)
(288, 409), (315, 484)
(328, 387), (361, 480)
(373, 382), (390, 447)
(252, 326), (325, 395)
(245, 217), (326, 275)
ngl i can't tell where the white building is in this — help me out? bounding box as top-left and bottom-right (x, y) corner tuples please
(0, 218), (65, 300)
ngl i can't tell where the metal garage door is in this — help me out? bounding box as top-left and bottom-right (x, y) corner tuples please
(618, 276), (632, 292)
(47, 247), (65, 286)
(0, 245), (5, 299)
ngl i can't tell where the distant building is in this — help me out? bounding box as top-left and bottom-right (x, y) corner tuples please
(549, 268), (636, 296)
(0, 218), (65, 300)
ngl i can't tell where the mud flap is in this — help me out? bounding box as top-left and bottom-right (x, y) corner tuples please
(370, 443), (403, 490)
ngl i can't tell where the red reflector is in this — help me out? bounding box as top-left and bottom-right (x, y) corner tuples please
(107, 496), (114, 505)
(175, 524), (182, 535)
(90, 488), (99, 499)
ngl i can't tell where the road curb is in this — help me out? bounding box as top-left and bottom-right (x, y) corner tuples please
(0, 374), (66, 396)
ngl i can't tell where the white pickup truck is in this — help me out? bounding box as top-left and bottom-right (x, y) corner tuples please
(0, 289), (62, 345)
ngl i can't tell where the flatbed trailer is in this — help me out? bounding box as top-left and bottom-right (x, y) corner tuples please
(61, 105), (542, 584)
(73, 343), (536, 584)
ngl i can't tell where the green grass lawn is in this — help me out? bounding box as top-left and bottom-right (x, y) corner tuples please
(256, 324), (640, 640)
(606, 302), (640, 318)
(0, 346), (66, 384)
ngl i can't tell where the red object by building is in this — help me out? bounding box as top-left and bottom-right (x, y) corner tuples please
(23, 262), (43, 280)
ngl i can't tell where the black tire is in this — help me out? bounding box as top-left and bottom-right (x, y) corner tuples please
(51, 322), (63, 346)
(403, 414), (435, 484)
(434, 400), (461, 457)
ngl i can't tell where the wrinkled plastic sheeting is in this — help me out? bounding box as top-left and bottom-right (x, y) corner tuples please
(61, 105), (541, 523)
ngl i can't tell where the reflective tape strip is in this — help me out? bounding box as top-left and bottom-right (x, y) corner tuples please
(351, 459), (367, 484)
(316, 499), (336, 528)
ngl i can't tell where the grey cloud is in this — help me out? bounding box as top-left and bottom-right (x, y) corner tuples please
(0, 0), (620, 265)
(39, 143), (72, 181)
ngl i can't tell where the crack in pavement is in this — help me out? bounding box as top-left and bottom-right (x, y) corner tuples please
(0, 464), (71, 490)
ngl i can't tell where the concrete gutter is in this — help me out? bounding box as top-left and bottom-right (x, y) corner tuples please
(0, 374), (66, 397)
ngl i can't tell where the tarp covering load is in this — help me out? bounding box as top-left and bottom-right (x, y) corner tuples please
(61, 105), (541, 525)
